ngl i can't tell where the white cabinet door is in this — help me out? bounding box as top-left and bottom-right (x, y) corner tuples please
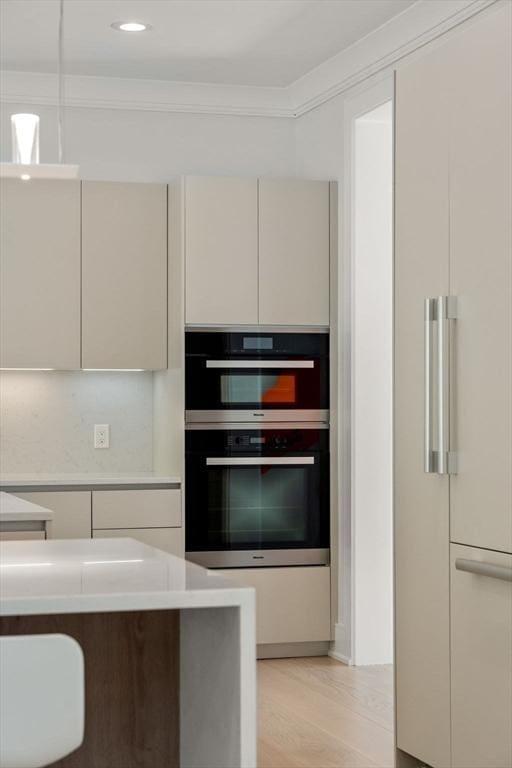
(258, 180), (330, 326)
(11, 492), (91, 539)
(0, 179), (81, 369)
(217, 566), (331, 645)
(185, 177), (258, 325)
(451, 544), (512, 768)
(93, 527), (184, 557)
(449, 5), (512, 555)
(81, 182), (167, 369)
(92, 489), (181, 529)
(394, 44), (452, 768)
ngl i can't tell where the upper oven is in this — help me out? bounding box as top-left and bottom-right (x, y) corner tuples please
(185, 328), (329, 423)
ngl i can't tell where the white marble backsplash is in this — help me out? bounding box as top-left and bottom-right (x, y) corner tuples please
(0, 371), (153, 474)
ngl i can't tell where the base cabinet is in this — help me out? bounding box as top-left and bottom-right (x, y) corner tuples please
(11, 492), (91, 539)
(0, 531), (46, 541)
(217, 566), (331, 645)
(8, 489), (184, 555)
(92, 489), (183, 556)
(92, 489), (181, 529)
(451, 544), (512, 768)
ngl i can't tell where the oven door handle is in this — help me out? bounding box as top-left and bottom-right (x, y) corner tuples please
(206, 457), (315, 466)
(205, 360), (315, 369)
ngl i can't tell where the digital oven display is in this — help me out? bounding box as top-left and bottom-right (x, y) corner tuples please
(243, 337), (273, 351)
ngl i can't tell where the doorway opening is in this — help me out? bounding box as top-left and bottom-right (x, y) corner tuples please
(335, 80), (394, 666)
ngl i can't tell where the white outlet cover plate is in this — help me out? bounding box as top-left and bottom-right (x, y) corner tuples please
(94, 424), (110, 449)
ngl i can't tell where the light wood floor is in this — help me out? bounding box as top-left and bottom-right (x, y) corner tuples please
(258, 657), (394, 768)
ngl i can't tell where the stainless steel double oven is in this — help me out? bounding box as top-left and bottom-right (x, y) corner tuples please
(185, 328), (330, 568)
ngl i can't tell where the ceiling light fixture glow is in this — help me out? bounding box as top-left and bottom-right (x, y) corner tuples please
(0, 1), (79, 181)
(111, 21), (151, 32)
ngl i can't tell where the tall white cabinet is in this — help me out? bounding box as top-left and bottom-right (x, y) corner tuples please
(394, 6), (512, 768)
(0, 179), (81, 369)
(448, 15), (512, 555)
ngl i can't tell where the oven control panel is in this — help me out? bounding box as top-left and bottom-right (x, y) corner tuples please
(226, 431), (315, 450)
(186, 427), (328, 454)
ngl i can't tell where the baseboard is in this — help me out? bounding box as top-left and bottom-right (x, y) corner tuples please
(328, 648), (353, 665)
(329, 621), (353, 665)
(395, 747), (430, 768)
(257, 641), (330, 659)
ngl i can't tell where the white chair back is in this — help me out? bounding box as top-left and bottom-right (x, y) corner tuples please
(0, 634), (85, 768)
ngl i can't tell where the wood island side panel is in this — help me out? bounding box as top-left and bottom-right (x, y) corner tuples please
(0, 610), (180, 768)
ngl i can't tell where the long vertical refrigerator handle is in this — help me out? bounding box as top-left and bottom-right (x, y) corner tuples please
(424, 298), (436, 472)
(437, 296), (449, 474)
(424, 296), (457, 475)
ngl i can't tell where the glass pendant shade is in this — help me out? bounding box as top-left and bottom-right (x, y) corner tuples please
(0, 2), (79, 181)
(11, 113), (40, 165)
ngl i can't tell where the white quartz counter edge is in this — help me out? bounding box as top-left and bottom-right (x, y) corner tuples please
(0, 538), (254, 617)
(0, 474), (181, 488)
(0, 492), (53, 521)
(0, 587), (254, 618)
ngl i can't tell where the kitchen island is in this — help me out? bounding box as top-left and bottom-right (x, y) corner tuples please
(0, 537), (256, 768)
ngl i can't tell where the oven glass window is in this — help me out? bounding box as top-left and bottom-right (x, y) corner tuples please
(208, 466), (307, 546)
(220, 374), (297, 405)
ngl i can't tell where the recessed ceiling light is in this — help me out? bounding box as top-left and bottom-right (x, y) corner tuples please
(111, 21), (151, 32)
(20, 173), (31, 181)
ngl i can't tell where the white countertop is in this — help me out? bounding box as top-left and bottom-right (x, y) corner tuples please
(0, 492), (53, 522)
(0, 537), (252, 616)
(0, 473), (181, 489)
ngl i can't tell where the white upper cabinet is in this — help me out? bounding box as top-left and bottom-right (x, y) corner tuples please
(81, 181), (168, 369)
(258, 179), (330, 326)
(0, 179), (81, 369)
(185, 176), (258, 326)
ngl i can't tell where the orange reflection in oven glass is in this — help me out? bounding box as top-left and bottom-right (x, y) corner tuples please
(262, 374), (296, 404)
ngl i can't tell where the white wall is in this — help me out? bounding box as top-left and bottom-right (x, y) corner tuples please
(295, 79), (394, 665)
(352, 102), (393, 665)
(0, 103), (296, 181)
(0, 371), (153, 474)
(296, 89), (352, 665)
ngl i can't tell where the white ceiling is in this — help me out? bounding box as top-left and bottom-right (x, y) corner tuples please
(0, 0), (416, 87)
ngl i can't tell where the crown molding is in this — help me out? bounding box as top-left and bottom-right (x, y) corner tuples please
(0, 0), (498, 120)
(290, 0), (498, 116)
(0, 70), (294, 118)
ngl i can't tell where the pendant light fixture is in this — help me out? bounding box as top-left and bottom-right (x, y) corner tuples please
(1, 0), (79, 180)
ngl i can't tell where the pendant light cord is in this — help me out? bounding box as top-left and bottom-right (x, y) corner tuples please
(57, 0), (64, 164)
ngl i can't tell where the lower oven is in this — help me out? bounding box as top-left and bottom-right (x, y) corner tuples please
(185, 424), (329, 568)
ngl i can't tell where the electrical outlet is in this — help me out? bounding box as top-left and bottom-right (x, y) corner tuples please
(94, 424), (110, 449)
